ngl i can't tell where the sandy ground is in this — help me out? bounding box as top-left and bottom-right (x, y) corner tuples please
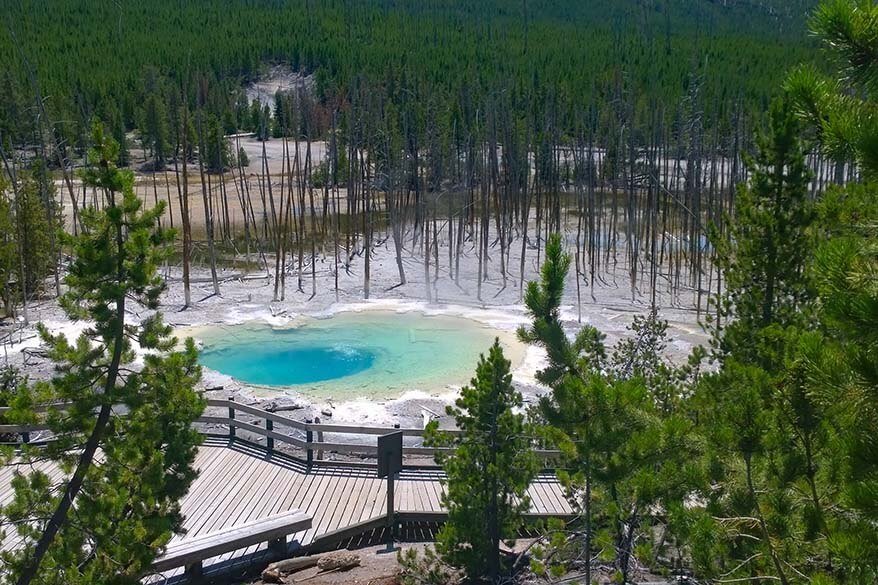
(59, 137), (331, 239)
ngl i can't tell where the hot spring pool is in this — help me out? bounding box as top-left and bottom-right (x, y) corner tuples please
(193, 311), (525, 397)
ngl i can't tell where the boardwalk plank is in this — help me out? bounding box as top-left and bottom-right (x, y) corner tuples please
(426, 477), (443, 511)
(212, 461), (287, 563)
(2, 442), (571, 574)
(297, 471), (336, 544)
(186, 449), (265, 537)
(528, 483), (549, 514)
(178, 448), (255, 536)
(320, 472), (358, 536)
(337, 475), (368, 531)
(541, 479), (569, 513)
(178, 448), (252, 530)
(362, 477), (385, 522)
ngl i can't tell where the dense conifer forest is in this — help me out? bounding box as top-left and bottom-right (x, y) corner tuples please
(2, 0), (816, 140)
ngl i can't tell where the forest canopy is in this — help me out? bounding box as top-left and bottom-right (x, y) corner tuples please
(0, 0), (819, 146)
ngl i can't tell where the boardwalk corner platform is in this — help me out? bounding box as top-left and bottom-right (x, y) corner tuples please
(0, 398), (573, 582)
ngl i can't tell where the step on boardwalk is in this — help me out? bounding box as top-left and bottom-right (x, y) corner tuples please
(0, 438), (573, 579)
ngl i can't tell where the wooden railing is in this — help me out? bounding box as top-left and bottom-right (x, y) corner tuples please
(0, 403), (67, 444)
(201, 399), (559, 467)
(1, 398), (561, 468)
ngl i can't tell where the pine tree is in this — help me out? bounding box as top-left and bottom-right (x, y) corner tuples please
(802, 203), (878, 580)
(710, 98), (813, 366)
(0, 123), (205, 585)
(425, 339), (539, 583)
(105, 100), (130, 167)
(14, 166), (55, 302)
(783, 3), (878, 578)
(140, 92), (171, 169)
(694, 363), (795, 584)
(786, 0), (878, 181)
(237, 145), (249, 168)
(272, 89), (287, 138)
(693, 96), (833, 582)
(202, 112), (230, 173)
(519, 234), (701, 583)
(249, 99), (262, 134)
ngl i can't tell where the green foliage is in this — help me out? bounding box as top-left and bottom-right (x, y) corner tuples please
(138, 90), (171, 169)
(0, 368), (27, 444)
(0, 161), (57, 315)
(425, 339), (539, 583)
(236, 146), (249, 168)
(0, 0), (819, 153)
(272, 90), (289, 139)
(0, 368), (26, 455)
(15, 164), (56, 301)
(104, 100), (130, 167)
(519, 234), (703, 583)
(786, 0), (878, 178)
(398, 546), (459, 585)
(254, 103), (271, 142)
(750, 4), (878, 579)
(695, 98), (835, 583)
(688, 6), (878, 582)
(799, 188), (878, 581)
(710, 97), (814, 366)
(198, 111), (230, 173)
(311, 146), (349, 188)
(0, 123), (205, 584)
(611, 308), (705, 413)
(689, 322), (851, 583)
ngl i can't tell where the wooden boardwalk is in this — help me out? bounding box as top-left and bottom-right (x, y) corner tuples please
(1, 438), (572, 578)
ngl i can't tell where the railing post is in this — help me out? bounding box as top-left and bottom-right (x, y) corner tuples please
(385, 471), (396, 551)
(305, 418), (313, 468)
(268, 535), (287, 558)
(315, 416), (323, 462)
(21, 431), (30, 445)
(266, 418), (274, 453)
(184, 562), (203, 581)
(228, 396), (236, 440)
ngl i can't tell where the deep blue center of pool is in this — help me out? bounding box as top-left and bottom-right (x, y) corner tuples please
(200, 343), (376, 386)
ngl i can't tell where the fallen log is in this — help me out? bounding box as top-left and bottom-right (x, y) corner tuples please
(261, 550), (361, 582)
(316, 551), (360, 572)
(261, 555), (321, 582)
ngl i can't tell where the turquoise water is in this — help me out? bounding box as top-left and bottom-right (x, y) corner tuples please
(202, 344), (376, 386)
(195, 311), (524, 397)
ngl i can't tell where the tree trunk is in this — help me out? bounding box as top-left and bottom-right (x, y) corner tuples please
(180, 101), (193, 308)
(14, 193), (128, 585)
(196, 113), (220, 297)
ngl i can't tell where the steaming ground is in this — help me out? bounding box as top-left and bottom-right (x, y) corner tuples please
(1, 225), (709, 445)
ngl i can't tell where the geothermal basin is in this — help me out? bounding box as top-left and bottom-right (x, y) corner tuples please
(193, 310), (526, 398)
